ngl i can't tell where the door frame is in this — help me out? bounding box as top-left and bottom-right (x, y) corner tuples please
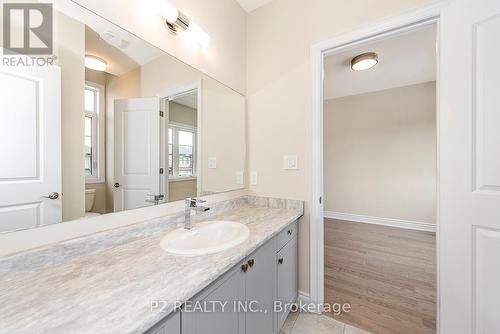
(159, 81), (203, 201)
(309, 0), (446, 327)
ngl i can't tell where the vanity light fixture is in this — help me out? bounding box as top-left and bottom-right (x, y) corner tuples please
(158, 0), (211, 47)
(351, 52), (378, 71)
(185, 23), (211, 47)
(85, 55), (107, 71)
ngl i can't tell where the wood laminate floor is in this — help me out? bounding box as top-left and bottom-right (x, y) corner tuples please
(324, 219), (436, 334)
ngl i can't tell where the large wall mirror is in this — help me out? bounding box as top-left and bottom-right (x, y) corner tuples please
(0, 0), (246, 233)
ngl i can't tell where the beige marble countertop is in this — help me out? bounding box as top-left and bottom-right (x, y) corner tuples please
(0, 196), (303, 334)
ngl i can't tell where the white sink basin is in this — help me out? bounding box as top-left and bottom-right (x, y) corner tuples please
(160, 221), (250, 256)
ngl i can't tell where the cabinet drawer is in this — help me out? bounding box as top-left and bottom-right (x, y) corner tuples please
(276, 220), (298, 252)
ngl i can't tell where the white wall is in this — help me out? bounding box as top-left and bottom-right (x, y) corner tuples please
(246, 0), (434, 294)
(323, 82), (437, 224)
(73, 0), (247, 94)
(54, 10), (86, 221)
(106, 53), (246, 209)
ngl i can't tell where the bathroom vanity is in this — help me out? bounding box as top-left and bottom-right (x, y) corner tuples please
(152, 220), (298, 334)
(0, 196), (302, 334)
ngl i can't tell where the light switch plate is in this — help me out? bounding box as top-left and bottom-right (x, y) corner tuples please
(208, 157), (217, 169)
(250, 172), (258, 185)
(284, 155), (298, 170)
(236, 171), (244, 185)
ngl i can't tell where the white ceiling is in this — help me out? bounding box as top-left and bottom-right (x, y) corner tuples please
(323, 24), (436, 100)
(172, 92), (197, 109)
(56, 0), (164, 77)
(85, 27), (138, 77)
(236, 0), (274, 12)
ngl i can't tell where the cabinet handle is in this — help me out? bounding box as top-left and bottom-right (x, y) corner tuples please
(241, 263), (249, 273)
(278, 258), (284, 264)
(248, 259), (255, 268)
(287, 229), (293, 235)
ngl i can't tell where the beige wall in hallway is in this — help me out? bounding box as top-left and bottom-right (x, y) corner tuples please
(169, 102), (197, 127)
(323, 82), (437, 224)
(246, 0), (434, 294)
(169, 180), (197, 202)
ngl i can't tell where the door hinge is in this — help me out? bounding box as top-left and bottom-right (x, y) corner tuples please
(319, 196), (322, 204)
(159, 111), (164, 117)
(159, 168), (164, 174)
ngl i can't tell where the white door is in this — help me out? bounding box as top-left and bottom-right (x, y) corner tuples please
(0, 66), (61, 232)
(161, 99), (169, 202)
(440, 0), (500, 333)
(113, 98), (160, 211)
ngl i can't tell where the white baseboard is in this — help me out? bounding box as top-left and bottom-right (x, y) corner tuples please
(324, 211), (436, 232)
(297, 291), (311, 304)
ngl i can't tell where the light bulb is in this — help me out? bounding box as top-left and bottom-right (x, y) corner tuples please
(85, 55), (107, 71)
(351, 52), (378, 71)
(154, 0), (179, 23)
(185, 23), (211, 47)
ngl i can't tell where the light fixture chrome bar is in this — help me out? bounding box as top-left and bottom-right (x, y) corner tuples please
(166, 10), (189, 33)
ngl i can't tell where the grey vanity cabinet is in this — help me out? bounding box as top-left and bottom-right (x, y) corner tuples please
(276, 233), (298, 331)
(171, 221), (299, 334)
(182, 239), (276, 334)
(182, 264), (246, 334)
(146, 311), (181, 334)
(245, 239), (276, 334)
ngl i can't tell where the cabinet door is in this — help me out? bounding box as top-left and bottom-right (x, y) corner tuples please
(276, 236), (298, 331)
(146, 311), (180, 334)
(182, 264), (246, 334)
(245, 239), (276, 334)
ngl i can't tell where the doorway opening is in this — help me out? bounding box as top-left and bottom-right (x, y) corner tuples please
(310, 13), (440, 334)
(161, 87), (201, 203)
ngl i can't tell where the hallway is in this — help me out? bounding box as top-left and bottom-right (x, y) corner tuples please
(323, 219), (436, 334)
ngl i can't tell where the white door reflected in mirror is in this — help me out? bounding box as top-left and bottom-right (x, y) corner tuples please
(0, 67), (62, 233)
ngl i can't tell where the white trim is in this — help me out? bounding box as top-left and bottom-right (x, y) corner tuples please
(297, 291), (311, 304)
(309, 0), (446, 321)
(296, 291), (322, 314)
(168, 123), (197, 178)
(168, 176), (197, 183)
(84, 81), (105, 184)
(169, 121), (197, 131)
(324, 211), (436, 232)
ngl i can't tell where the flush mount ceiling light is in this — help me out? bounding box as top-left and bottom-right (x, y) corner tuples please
(85, 55), (107, 71)
(156, 0), (211, 47)
(351, 52), (378, 71)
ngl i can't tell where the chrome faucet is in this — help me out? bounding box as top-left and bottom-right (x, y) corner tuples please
(185, 198), (209, 230)
(146, 194), (164, 205)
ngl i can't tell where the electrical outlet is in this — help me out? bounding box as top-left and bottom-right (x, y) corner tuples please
(283, 155), (298, 170)
(208, 157), (217, 169)
(250, 172), (258, 185)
